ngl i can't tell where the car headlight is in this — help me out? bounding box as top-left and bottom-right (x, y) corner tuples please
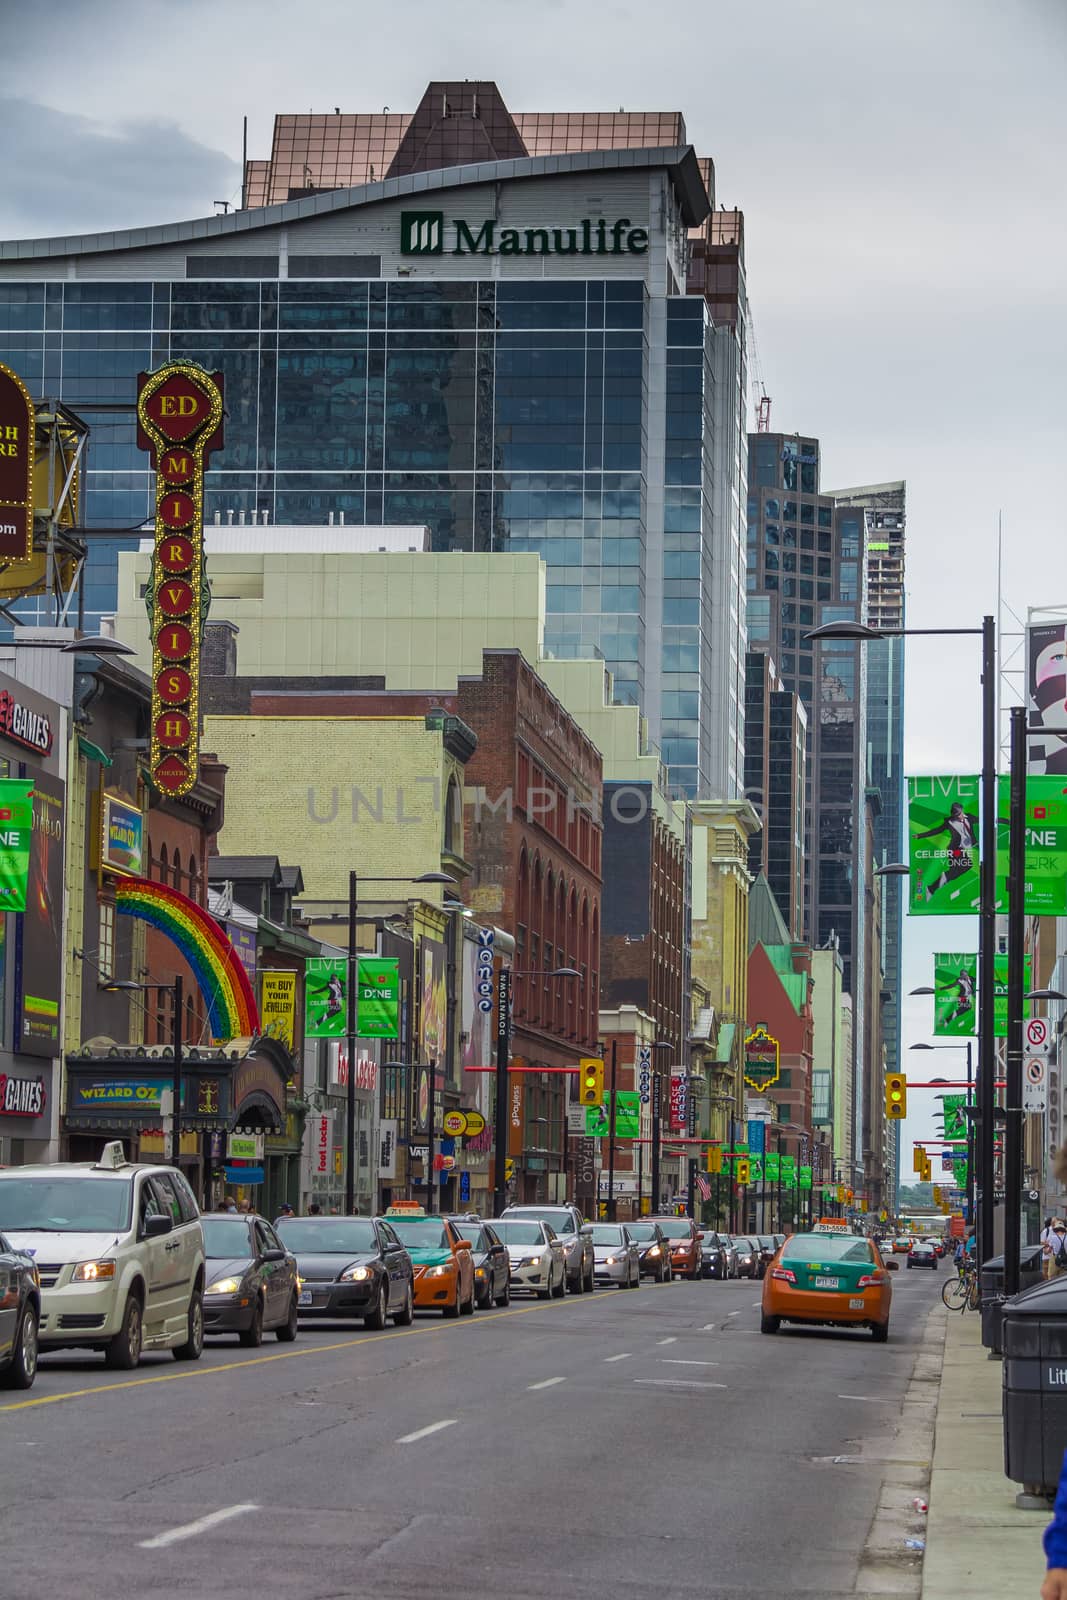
(205, 1276), (243, 1297)
(518, 1256), (538, 1267)
(71, 1260), (116, 1283)
(340, 1265), (371, 1282)
(647, 1246), (661, 1257)
(425, 1264), (451, 1278)
(605, 1256), (618, 1265)
(475, 1266), (487, 1277)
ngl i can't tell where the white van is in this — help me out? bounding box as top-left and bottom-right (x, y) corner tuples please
(0, 1142), (206, 1368)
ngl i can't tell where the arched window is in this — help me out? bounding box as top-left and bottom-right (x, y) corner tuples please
(516, 849), (529, 993)
(544, 868), (555, 1021)
(590, 903), (600, 1042)
(530, 856), (543, 1025)
(445, 776), (464, 856)
(556, 877), (567, 1031)
(568, 886), (579, 1038)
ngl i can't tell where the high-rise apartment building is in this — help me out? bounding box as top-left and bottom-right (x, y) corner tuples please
(743, 650), (806, 939)
(0, 80), (749, 799)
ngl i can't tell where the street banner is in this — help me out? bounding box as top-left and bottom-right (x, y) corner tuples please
(748, 1155), (763, 1183)
(908, 776), (981, 914)
(747, 1118), (766, 1155)
(613, 1091), (640, 1139)
(799, 1165), (812, 1191)
(934, 953), (977, 1036)
(764, 1152), (780, 1182)
(668, 1066), (688, 1132)
(356, 956), (399, 1038)
(585, 1104), (610, 1139)
(942, 1094), (968, 1141)
(0, 779), (35, 912)
(1027, 618), (1067, 776)
(304, 957), (347, 1039)
(260, 970), (297, 1050)
(952, 1157), (968, 1189)
(994, 951), (1031, 1037)
(995, 773), (1067, 916)
(780, 1154), (797, 1185)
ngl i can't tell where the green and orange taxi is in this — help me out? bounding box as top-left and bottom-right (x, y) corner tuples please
(383, 1207), (476, 1318)
(760, 1224), (896, 1342)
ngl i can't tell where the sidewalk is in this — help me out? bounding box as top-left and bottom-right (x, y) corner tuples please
(922, 1306), (1049, 1599)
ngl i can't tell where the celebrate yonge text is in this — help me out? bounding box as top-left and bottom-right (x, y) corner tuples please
(401, 211), (649, 258)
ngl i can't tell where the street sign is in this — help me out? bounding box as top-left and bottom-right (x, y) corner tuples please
(1025, 1017), (1050, 1055)
(566, 1104), (587, 1134)
(1024, 1056), (1047, 1112)
(442, 1110), (468, 1137)
(462, 1110), (486, 1138)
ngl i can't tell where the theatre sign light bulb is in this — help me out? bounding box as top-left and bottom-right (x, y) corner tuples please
(135, 363), (224, 797)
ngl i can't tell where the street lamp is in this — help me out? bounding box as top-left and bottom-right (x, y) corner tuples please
(806, 613), (997, 1266)
(101, 974), (184, 1169)
(492, 965), (581, 1217)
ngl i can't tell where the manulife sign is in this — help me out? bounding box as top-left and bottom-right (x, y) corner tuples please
(400, 211), (650, 258)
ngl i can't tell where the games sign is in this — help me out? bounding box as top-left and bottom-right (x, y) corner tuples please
(136, 363), (224, 798)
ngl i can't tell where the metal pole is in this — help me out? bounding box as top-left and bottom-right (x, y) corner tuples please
(493, 967), (512, 1216)
(426, 1056), (437, 1215)
(172, 973), (183, 1169)
(607, 1038), (618, 1221)
(345, 869), (358, 1214)
(1004, 706), (1026, 1296)
(686, 1075), (696, 1222)
(966, 1041), (975, 1228)
(638, 1134), (644, 1217)
(651, 1070), (661, 1214)
(978, 613), (997, 1266)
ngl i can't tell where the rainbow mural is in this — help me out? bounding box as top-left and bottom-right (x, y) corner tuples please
(114, 877), (260, 1042)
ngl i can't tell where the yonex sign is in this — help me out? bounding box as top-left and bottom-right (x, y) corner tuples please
(400, 211), (649, 258)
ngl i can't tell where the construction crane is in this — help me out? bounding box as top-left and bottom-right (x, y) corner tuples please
(748, 306), (772, 432)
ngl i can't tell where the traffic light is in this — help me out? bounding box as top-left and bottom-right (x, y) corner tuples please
(933, 1185), (943, 1206)
(913, 1145), (924, 1174)
(735, 1158), (751, 1184)
(504, 1158), (515, 1184)
(885, 1072), (907, 1120)
(579, 1056), (604, 1107)
(707, 1145), (723, 1174)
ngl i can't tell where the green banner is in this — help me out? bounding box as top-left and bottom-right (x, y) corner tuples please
(0, 779), (35, 913)
(304, 957), (347, 1039)
(356, 956), (399, 1038)
(799, 1165), (812, 1190)
(780, 1154), (797, 1185)
(613, 1091), (640, 1139)
(942, 1094), (968, 1141)
(748, 1156), (763, 1183)
(908, 775), (981, 914)
(994, 951), (1031, 1037)
(585, 1104), (610, 1138)
(952, 1157), (968, 1189)
(934, 952), (977, 1036)
(764, 1152), (780, 1182)
(996, 774), (1067, 916)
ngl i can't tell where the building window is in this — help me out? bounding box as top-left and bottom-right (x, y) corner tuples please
(99, 900), (115, 980)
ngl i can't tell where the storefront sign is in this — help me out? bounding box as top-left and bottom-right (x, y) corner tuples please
(0, 689), (52, 755)
(261, 970), (297, 1050)
(0, 362), (35, 564)
(669, 1066), (688, 1132)
(378, 1117), (397, 1179)
(314, 1113), (332, 1176)
(401, 211), (650, 259)
(0, 778), (35, 911)
(508, 1077), (524, 1156)
(227, 1133), (260, 1161)
(743, 1027), (781, 1091)
(334, 1044), (377, 1092)
(356, 956), (399, 1038)
(0, 1071), (45, 1117)
(100, 793), (144, 876)
(69, 1077), (169, 1112)
(136, 361), (224, 798)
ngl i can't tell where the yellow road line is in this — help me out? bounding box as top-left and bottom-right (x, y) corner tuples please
(1, 1294), (597, 1414)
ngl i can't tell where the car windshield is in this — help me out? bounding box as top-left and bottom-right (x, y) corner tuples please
(201, 1217), (253, 1256)
(734, 1238), (757, 1251)
(494, 1221), (547, 1245)
(782, 1233), (874, 1265)
(454, 1224), (486, 1249)
(505, 1209), (573, 1234)
(0, 1175), (133, 1233)
(277, 1218), (378, 1253)
(655, 1220), (692, 1239)
(386, 1220), (451, 1250)
(626, 1223), (658, 1241)
(588, 1225), (626, 1245)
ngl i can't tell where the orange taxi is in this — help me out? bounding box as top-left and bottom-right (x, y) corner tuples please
(383, 1207), (476, 1317)
(760, 1225), (896, 1342)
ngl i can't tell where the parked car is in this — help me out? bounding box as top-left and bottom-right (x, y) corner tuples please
(623, 1220), (674, 1281)
(761, 1230), (896, 1341)
(754, 1236), (779, 1276)
(0, 1142), (205, 1370)
(492, 1218), (566, 1299)
(500, 1204), (594, 1293)
(731, 1236), (763, 1279)
(0, 1230), (40, 1389)
(587, 1223), (641, 1289)
(907, 1240), (939, 1270)
(699, 1232), (732, 1280)
(277, 1214), (414, 1326)
(449, 1217), (511, 1309)
(201, 1213), (300, 1345)
(649, 1215), (703, 1279)
(377, 1210), (475, 1317)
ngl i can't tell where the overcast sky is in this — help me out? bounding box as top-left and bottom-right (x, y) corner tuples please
(2, 0), (1064, 1185)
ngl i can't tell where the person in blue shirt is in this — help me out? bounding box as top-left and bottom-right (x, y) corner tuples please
(1043, 1457), (1067, 1599)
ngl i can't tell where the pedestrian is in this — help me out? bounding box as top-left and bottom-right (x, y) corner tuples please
(1043, 1217), (1059, 1280)
(1049, 1221), (1067, 1281)
(237, 1199), (251, 1214)
(1042, 1451), (1067, 1599)
(276, 1202), (295, 1223)
(308, 1201), (322, 1216)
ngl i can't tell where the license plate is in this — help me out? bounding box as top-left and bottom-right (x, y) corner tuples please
(849, 1297), (866, 1309)
(298, 1290), (313, 1306)
(814, 1276), (840, 1289)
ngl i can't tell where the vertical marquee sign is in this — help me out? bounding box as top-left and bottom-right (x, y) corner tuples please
(0, 362), (35, 565)
(136, 363), (224, 797)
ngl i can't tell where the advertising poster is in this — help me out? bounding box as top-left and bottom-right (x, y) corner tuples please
(668, 1066), (688, 1132)
(0, 778), (35, 912)
(225, 922), (258, 990)
(907, 775), (981, 914)
(419, 936), (447, 1063)
(780, 1154), (797, 1186)
(16, 771), (64, 1057)
(100, 794), (144, 876)
(260, 970), (297, 1050)
(356, 956), (399, 1038)
(1027, 620), (1067, 776)
(934, 953), (977, 1036)
(942, 1095), (968, 1142)
(764, 1152), (780, 1182)
(613, 1091), (640, 1139)
(304, 956), (346, 1039)
(995, 773), (1067, 916)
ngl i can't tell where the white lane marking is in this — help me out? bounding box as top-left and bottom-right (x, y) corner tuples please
(139, 1504), (259, 1550)
(661, 1358), (719, 1366)
(527, 1376), (567, 1391)
(838, 1394), (894, 1404)
(396, 1418), (458, 1444)
(604, 1353), (631, 1363)
(656, 1336), (677, 1345)
(634, 1378), (727, 1389)
(702, 1322), (716, 1331)
(727, 1310), (741, 1318)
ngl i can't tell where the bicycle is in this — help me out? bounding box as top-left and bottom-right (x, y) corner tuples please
(941, 1259), (979, 1311)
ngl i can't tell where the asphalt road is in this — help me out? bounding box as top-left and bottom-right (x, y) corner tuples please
(0, 1265), (944, 1600)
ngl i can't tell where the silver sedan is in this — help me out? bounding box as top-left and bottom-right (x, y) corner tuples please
(588, 1223), (641, 1289)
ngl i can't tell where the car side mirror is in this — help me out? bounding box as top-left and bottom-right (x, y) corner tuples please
(885, 1259), (899, 1271)
(262, 1248), (286, 1263)
(455, 1238), (472, 1252)
(144, 1213), (173, 1238)
(580, 1225), (594, 1236)
(696, 1232), (705, 1240)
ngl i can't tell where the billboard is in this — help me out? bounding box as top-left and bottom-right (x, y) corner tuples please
(934, 953), (977, 1037)
(15, 771), (64, 1057)
(419, 936), (447, 1063)
(99, 793), (144, 876)
(1027, 619), (1067, 775)
(907, 775), (980, 914)
(0, 778), (35, 912)
(260, 970), (297, 1050)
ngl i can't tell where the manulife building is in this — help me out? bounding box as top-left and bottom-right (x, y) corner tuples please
(0, 81), (748, 797)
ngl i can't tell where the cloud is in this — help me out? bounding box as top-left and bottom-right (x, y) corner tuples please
(0, 96), (239, 238)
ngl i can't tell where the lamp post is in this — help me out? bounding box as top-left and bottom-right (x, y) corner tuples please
(492, 965), (581, 1217)
(604, 1036), (619, 1221)
(910, 1040), (974, 1226)
(102, 975), (184, 1170)
(651, 1040), (673, 1215)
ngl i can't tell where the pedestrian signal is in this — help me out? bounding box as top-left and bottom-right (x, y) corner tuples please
(885, 1072), (907, 1120)
(579, 1056), (604, 1107)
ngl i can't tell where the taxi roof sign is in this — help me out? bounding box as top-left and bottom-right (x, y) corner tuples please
(813, 1218), (851, 1232)
(385, 1203), (426, 1216)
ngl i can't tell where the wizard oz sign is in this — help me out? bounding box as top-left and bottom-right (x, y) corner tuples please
(743, 1026), (781, 1091)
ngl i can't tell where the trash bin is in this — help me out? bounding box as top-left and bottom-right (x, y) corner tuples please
(1003, 1275), (1067, 1494)
(981, 1246), (1044, 1353)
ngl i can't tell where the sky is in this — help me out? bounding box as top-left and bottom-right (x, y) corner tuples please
(2, 0), (1065, 1187)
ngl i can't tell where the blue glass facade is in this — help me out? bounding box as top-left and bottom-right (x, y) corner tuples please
(0, 274), (718, 794)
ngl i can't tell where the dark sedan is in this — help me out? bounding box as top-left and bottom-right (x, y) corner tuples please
(202, 1214), (300, 1346)
(731, 1236), (763, 1279)
(450, 1217), (511, 1309)
(278, 1215), (414, 1328)
(908, 1241), (939, 1270)
(700, 1231), (732, 1279)
(624, 1220), (673, 1281)
(0, 1230), (39, 1389)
